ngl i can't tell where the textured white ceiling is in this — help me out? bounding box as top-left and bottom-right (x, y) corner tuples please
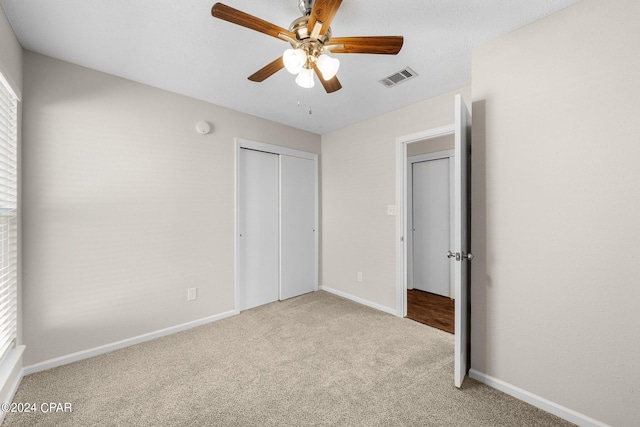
(1, 0), (580, 134)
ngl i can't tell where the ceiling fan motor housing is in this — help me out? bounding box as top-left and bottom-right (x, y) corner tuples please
(287, 16), (332, 65)
(289, 16), (332, 44)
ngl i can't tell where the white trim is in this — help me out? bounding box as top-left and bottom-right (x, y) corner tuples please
(278, 154), (283, 300)
(398, 124), (455, 146)
(235, 138), (319, 312)
(234, 140), (241, 313)
(319, 285), (398, 316)
(237, 138), (316, 160)
(469, 369), (610, 427)
(408, 149), (455, 164)
(313, 156), (319, 292)
(406, 154), (413, 291)
(448, 156), (455, 298)
(23, 310), (238, 375)
(394, 140), (405, 316)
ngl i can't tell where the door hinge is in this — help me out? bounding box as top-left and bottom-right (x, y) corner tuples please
(447, 251), (474, 261)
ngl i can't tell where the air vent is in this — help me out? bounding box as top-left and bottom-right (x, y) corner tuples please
(379, 67), (418, 88)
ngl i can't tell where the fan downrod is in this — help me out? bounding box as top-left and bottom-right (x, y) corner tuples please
(298, 0), (314, 16)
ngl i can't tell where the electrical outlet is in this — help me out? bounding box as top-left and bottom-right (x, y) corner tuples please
(187, 287), (197, 301)
(387, 205), (397, 216)
(357, 272), (363, 282)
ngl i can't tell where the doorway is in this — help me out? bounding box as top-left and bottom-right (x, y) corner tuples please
(407, 149), (455, 333)
(235, 139), (318, 312)
(394, 94), (471, 387)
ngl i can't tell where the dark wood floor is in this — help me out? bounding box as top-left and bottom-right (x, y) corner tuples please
(407, 289), (454, 334)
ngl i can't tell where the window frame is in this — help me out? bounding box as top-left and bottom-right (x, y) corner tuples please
(0, 69), (20, 364)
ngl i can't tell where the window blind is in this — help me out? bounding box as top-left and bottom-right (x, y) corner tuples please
(0, 74), (18, 362)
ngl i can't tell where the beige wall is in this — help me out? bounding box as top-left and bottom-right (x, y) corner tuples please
(321, 86), (470, 310)
(406, 135), (454, 157)
(0, 7), (21, 92)
(22, 52), (320, 365)
(471, 0), (640, 425)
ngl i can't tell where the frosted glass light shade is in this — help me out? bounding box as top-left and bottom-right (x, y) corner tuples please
(295, 67), (315, 88)
(283, 48), (306, 74)
(316, 54), (340, 80)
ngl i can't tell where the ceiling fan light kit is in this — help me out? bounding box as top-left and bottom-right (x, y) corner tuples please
(316, 54), (340, 80)
(283, 48), (307, 74)
(284, 50), (339, 87)
(211, 0), (404, 94)
(295, 67), (315, 88)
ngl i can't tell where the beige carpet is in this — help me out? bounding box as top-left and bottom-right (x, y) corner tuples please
(3, 291), (573, 426)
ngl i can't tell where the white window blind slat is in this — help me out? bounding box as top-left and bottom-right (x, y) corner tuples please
(0, 289), (16, 307)
(0, 314), (16, 336)
(0, 71), (18, 363)
(0, 341), (14, 364)
(0, 303), (16, 332)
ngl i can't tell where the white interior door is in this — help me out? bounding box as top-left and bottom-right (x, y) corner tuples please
(280, 155), (315, 300)
(412, 158), (451, 297)
(238, 148), (279, 311)
(453, 94), (471, 388)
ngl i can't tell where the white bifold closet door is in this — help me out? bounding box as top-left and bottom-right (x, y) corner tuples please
(239, 149), (280, 311)
(239, 148), (315, 311)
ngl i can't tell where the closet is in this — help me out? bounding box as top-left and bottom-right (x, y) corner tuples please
(237, 140), (317, 311)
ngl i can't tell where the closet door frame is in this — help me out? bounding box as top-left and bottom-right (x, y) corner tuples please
(234, 138), (319, 312)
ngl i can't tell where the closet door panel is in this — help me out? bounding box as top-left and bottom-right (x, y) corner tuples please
(239, 148), (280, 310)
(280, 155), (315, 300)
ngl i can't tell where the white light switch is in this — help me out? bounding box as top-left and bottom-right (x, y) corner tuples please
(187, 288), (197, 301)
(387, 205), (397, 216)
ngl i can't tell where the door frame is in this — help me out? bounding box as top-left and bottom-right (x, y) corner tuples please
(407, 150), (455, 297)
(234, 138), (319, 312)
(395, 124), (456, 317)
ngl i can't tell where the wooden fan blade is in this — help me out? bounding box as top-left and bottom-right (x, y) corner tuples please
(311, 63), (342, 93)
(307, 0), (342, 36)
(211, 3), (295, 40)
(328, 36), (404, 55)
(248, 57), (285, 82)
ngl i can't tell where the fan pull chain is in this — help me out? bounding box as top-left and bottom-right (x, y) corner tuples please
(296, 86), (312, 115)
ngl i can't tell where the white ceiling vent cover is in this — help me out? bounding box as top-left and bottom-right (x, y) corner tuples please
(379, 67), (418, 88)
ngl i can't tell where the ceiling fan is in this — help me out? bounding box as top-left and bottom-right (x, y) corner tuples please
(211, 0), (404, 93)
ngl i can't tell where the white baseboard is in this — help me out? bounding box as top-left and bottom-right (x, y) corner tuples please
(469, 369), (609, 427)
(23, 309), (239, 376)
(319, 285), (398, 316)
